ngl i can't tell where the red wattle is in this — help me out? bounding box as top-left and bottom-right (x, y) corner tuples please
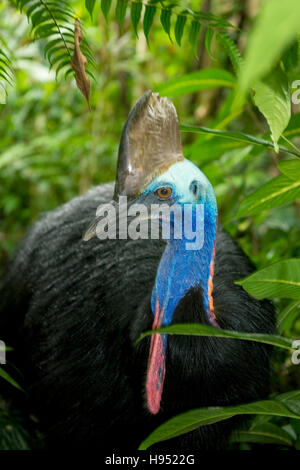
(146, 300), (166, 414)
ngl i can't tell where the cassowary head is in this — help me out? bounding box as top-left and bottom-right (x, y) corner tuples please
(84, 91), (218, 415)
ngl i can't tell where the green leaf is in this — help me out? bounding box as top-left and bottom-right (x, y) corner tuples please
(187, 136), (247, 165)
(283, 112), (300, 138)
(160, 6), (172, 42)
(278, 159), (300, 181)
(238, 0), (300, 96)
(253, 69), (291, 152)
(138, 394), (300, 450)
(236, 259), (300, 300)
(204, 27), (215, 60)
(85, 0), (96, 20)
(158, 68), (235, 97)
(0, 368), (22, 391)
(143, 4), (156, 44)
(116, 0), (128, 33)
(231, 423), (295, 447)
(235, 175), (300, 218)
(278, 300), (300, 333)
(179, 125), (300, 158)
(174, 11), (187, 46)
(130, 1), (142, 37)
(282, 40), (299, 72)
(101, 0), (112, 21)
(137, 323), (295, 351)
(189, 20), (201, 57)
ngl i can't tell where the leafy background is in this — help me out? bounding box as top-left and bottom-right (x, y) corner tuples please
(0, 0), (300, 450)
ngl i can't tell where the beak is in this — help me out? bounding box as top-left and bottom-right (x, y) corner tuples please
(83, 201), (117, 241)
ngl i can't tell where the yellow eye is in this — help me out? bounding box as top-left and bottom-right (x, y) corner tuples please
(156, 187), (172, 199)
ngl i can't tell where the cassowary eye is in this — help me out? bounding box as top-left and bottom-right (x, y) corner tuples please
(156, 187), (172, 199)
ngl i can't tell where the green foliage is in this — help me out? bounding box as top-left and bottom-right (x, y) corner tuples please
(139, 392), (300, 450)
(238, 0), (300, 97)
(216, 31), (243, 75)
(236, 259), (300, 300)
(236, 175), (300, 217)
(95, 0), (235, 53)
(0, 0), (94, 90)
(278, 159), (300, 181)
(0, 369), (22, 391)
(278, 300), (300, 334)
(15, 0), (76, 78)
(157, 68), (235, 96)
(231, 422), (296, 447)
(1, 0), (300, 452)
(138, 323), (295, 351)
(0, 412), (34, 450)
(253, 69), (291, 151)
(180, 125), (300, 158)
(85, 0), (96, 20)
(0, 43), (14, 101)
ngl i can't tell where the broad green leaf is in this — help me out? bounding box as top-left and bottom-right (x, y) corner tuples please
(235, 175), (300, 218)
(174, 11), (187, 46)
(238, 0), (300, 96)
(236, 259), (300, 300)
(278, 159), (300, 181)
(158, 68), (235, 97)
(116, 0), (128, 33)
(130, 1), (142, 37)
(277, 300), (300, 333)
(230, 423), (295, 447)
(101, 0), (112, 21)
(0, 368), (22, 391)
(143, 5), (156, 44)
(253, 69), (291, 152)
(138, 394), (300, 450)
(189, 20), (201, 57)
(137, 323), (295, 351)
(160, 7), (172, 41)
(85, 0), (96, 20)
(180, 125), (300, 158)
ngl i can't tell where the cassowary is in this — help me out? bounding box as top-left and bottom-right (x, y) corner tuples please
(0, 91), (275, 450)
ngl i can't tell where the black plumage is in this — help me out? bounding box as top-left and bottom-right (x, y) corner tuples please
(0, 181), (276, 450)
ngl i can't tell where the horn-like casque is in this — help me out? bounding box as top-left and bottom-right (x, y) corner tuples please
(113, 91), (184, 200)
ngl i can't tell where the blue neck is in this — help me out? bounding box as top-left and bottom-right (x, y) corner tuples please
(151, 202), (217, 325)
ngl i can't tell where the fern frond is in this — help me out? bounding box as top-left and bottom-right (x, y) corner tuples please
(0, 49), (14, 86)
(96, 0), (235, 55)
(216, 31), (243, 75)
(14, 0), (94, 81)
(0, 41), (14, 103)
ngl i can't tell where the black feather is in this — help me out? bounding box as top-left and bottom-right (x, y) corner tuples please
(0, 182), (276, 450)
